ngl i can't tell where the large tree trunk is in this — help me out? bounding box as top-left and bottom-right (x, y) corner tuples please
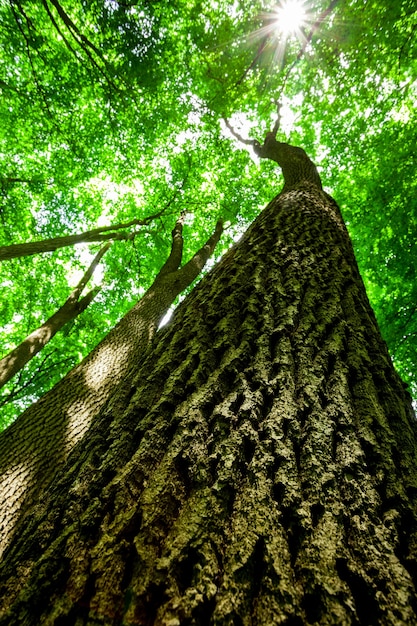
(1, 144), (416, 625)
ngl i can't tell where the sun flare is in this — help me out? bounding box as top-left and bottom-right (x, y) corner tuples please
(274, 0), (307, 36)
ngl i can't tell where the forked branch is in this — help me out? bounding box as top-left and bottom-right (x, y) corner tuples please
(0, 243), (111, 389)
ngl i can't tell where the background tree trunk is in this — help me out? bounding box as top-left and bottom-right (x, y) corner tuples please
(1, 154), (416, 624)
(0, 217), (222, 559)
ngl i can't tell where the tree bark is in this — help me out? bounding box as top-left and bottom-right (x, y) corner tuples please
(1, 143), (416, 625)
(0, 213), (162, 261)
(0, 242), (110, 389)
(0, 216), (223, 560)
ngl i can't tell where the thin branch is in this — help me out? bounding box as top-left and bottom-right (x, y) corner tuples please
(46, 0), (118, 92)
(47, 0), (103, 58)
(234, 36), (270, 88)
(223, 118), (257, 146)
(398, 22), (417, 70)
(9, 0), (55, 121)
(71, 242), (111, 299)
(158, 213), (186, 277)
(0, 352), (74, 408)
(271, 100), (282, 138)
(0, 209), (168, 261)
(224, 0), (340, 148)
(40, 0), (80, 60)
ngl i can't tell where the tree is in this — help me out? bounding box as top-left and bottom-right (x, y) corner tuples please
(0, 214), (222, 559)
(1, 140), (416, 624)
(1, 0), (416, 425)
(1, 0), (417, 620)
(0, 213), (163, 261)
(0, 242), (110, 388)
(0, 208), (173, 391)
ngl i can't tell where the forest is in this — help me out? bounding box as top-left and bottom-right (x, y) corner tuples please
(1, 1), (417, 625)
(0, 0), (416, 427)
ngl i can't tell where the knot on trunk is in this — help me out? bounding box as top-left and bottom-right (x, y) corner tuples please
(254, 133), (322, 192)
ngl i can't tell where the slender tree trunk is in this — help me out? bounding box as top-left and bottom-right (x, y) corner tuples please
(0, 212), (162, 261)
(0, 242), (110, 389)
(0, 216), (222, 559)
(1, 144), (416, 625)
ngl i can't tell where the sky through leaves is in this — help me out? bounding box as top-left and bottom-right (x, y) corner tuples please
(0, 0), (416, 426)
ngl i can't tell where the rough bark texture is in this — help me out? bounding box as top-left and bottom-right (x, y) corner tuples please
(1, 143), (417, 625)
(0, 217), (222, 558)
(253, 133), (323, 192)
(0, 242), (110, 389)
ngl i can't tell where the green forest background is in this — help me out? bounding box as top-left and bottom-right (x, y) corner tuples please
(0, 0), (416, 428)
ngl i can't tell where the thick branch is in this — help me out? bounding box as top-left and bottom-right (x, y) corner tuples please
(74, 286), (101, 314)
(158, 213), (186, 277)
(0, 214), (160, 261)
(175, 220), (224, 290)
(253, 133), (322, 191)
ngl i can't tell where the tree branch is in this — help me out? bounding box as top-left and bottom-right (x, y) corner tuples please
(40, 0), (80, 59)
(46, 0), (117, 91)
(158, 213), (186, 276)
(0, 243), (110, 389)
(176, 220), (224, 287)
(0, 211), (164, 261)
(223, 118), (257, 146)
(278, 0), (341, 99)
(234, 36), (270, 88)
(71, 242), (111, 300)
(0, 350), (74, 408)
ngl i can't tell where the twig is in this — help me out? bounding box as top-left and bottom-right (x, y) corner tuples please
(271, 100), (282, 137)
(222, 118), (257, 146)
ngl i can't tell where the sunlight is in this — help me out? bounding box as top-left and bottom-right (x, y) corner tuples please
(274, 0), (307, 35)
(246, 1), (311, 72)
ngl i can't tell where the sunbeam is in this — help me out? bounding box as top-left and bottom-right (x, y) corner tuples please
(274, 0), (307, 36)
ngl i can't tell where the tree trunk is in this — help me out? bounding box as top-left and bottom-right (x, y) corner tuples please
(0, 242), (110, 389)
(1, 144), (417, 625)
(0, 216), (222, 559)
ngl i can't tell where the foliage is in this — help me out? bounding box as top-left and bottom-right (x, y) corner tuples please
(0, 0), (416, 428)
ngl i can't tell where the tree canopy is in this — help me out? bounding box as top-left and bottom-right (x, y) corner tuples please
(0, 0), (416, 428)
